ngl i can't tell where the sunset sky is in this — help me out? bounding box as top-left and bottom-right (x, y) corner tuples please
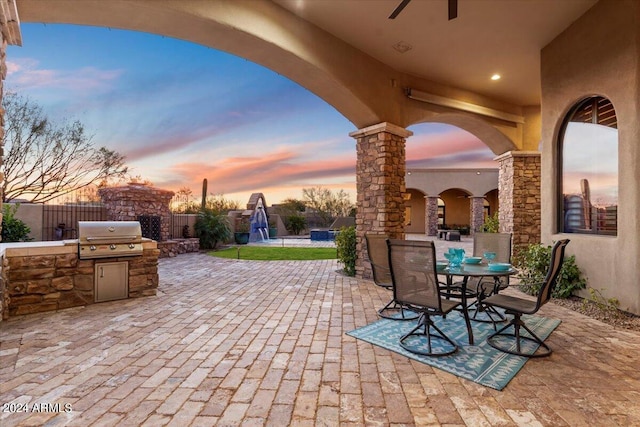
(6, 24), (496, 206)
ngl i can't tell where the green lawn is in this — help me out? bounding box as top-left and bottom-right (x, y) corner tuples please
(209, 246), (337, 261)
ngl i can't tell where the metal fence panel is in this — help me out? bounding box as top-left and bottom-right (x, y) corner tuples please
(42, 204), (106, 241)
(170, 214), (197, 239)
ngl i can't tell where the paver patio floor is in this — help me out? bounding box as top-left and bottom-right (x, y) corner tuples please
(1, 252), (640, 426)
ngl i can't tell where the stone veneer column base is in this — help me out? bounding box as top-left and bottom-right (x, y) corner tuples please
(496, 151), (541, 256)
(350, 123), (412, 279)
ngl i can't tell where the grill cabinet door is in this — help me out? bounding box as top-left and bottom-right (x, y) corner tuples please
(95, 261), (128, 302)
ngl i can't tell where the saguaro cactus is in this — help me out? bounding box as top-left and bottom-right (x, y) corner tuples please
(201, 178), (208, 210)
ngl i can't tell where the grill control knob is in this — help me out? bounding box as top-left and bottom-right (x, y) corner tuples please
(129, 243), (135, 249)
(110, 244), (116, 250)
(90, 245), (96, 251)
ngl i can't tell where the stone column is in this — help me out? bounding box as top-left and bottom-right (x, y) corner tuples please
(470, 196), (486, 235)
(350, 122), (412, 279)
(496, 151), (541, 255)
(425, 196), (439, 236)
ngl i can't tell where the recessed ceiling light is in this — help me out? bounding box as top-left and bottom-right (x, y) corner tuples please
(491, 74), (501, 81)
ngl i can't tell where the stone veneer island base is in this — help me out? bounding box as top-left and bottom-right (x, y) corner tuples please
(0, 239), (159, 321)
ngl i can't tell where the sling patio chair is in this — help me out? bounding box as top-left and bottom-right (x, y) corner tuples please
(465, 232), (513, 325)
(365, 233), (418, 320)
(387, 239), (462, 356)
(484, 239), (570, 357)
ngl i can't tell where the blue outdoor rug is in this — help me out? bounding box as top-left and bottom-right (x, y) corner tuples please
(346, 313), (561, 390)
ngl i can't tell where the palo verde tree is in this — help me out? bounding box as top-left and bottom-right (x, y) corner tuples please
(1, 92), (129, 203)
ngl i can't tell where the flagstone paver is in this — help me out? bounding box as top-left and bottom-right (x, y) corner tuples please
(1, 249), (640, 426)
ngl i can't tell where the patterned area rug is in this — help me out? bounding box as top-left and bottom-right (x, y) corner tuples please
(346, 313), (561, 390)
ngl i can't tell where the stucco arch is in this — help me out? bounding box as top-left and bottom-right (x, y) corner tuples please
(15, 0), (524, 152)
(14, 0), (397, 129)
(410, 112), (519, 155)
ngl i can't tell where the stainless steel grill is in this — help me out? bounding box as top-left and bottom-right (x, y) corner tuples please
(78, 221), (143, 259)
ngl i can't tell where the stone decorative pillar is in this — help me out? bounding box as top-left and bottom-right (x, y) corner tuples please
(425, 196), (439, 236)
(496, 151), (541, 255)
(350, 122), (412, 278)
(470, 196), (486, 235)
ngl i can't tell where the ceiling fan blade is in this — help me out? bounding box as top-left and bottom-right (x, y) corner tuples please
(389, 0), (411, 19)
(448, 0), (458, 20)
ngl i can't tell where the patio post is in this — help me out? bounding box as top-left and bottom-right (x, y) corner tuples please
(470, 196), (486, 235)
(350, 122), (412, 279)
(425, 196), (439, 236)
(496, 151), (541, 256)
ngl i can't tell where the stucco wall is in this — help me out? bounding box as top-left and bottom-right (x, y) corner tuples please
(6, 203), (43, 241)
(541, 0), (640, 313)
(405, 189), (425, 233)
(486, 190), (499, 218)
(406, 168), (498, 196)
(441, 190), (471, 227)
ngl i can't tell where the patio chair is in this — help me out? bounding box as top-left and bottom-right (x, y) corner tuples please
(466, 232), (513, 324)
(387, 239), (462, 356)
(365, 233), (418, 320)
(484, 239), (570, 357)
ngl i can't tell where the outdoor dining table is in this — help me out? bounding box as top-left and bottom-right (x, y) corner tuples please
(440, 263), (518, 346)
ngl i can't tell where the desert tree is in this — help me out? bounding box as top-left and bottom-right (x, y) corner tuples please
(1, 92), (128, 203)
(302, 186), (355, 227)
(172, 187), (200, 213)
(205, 193), (240, 214)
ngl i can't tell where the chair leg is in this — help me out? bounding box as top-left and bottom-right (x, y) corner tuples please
(467, 300), (507, 329)
(378, 298), (419, 320)
(468, 282), (507, 329)
(399, 313), (458, 357)
(486, 314), (552, 357)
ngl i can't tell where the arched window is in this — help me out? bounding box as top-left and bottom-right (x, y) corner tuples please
(558, 96), (617, 235)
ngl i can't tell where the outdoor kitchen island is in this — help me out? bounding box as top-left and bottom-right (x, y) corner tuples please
(0, 236), (160, 321)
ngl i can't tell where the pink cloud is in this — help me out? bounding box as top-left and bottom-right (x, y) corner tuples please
(155, 149), (355, 195)
(6, 59), (123, 92)
(407, 129), (489, 161)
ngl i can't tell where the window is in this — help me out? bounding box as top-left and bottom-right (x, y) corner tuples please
(559, 96), (617, 235)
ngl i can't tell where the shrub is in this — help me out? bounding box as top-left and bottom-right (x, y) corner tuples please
(481, 212), (499, 233)
(287, 214), (307, 235)
(1, 204), (33, 242)
(194, 208), (232, 249)
(515, 242), (586, 298)
(235, 218), (250, 233)
(335, 226), (356, 276)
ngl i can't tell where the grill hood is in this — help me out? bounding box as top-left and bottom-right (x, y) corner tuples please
(78, 221), (143, 259)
